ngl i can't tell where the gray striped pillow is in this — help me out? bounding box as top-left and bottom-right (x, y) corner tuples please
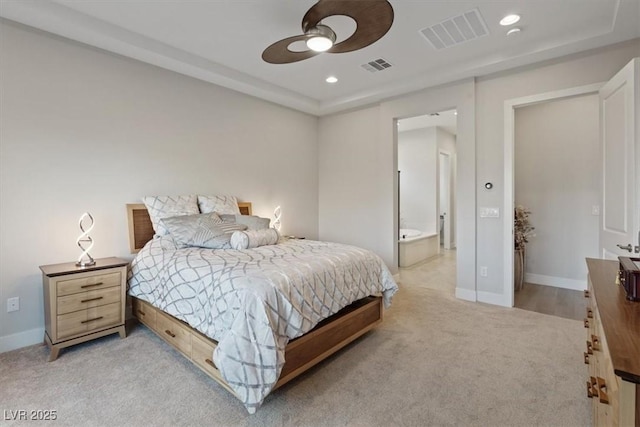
(161, 213), (247, 249)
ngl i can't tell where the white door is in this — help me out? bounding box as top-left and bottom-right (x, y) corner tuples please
(600, 58), (639, 259)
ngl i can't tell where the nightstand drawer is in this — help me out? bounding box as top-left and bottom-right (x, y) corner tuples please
(57, 302), (121, 340)
(156, 312), (191, 356)
(57, 286), (121, 315)
(57, 271), (122, 297)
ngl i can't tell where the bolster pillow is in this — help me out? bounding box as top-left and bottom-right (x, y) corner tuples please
(230, 228), (280, 250)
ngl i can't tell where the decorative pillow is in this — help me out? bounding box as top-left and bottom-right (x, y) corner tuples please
(219, 214), (271, 230)
(142, 195), (199, 236)
(198, 195), (240, 215)
(230, 229), (280, 250)
(161, 212), (247, 249)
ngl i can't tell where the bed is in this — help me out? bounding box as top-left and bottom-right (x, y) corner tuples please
(126, 200), (398, 413)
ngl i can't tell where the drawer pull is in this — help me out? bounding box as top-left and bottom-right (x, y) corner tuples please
(584, 290), (590, 298)
(591, 335), (600, 351)
(164, 330), (176, 338)
(596, 377), (609, 404)
(590, 376), (598, 398)
(586, 340), (593, 355)
(583, 318), (589, 328)
(586, 307), (593, 318)
(584, 352), (589, 365)
(80, 296), (104, 303)
(137, 309), (146, 316)
(81, 316), (103, 324)
(80, 282), (104, 289)
(586, 380), (593, 398)
(205, 358), (217, 369)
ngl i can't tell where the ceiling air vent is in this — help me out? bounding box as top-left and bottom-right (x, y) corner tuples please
(419, 8), (489, 50)
(361, 58), (393, 73)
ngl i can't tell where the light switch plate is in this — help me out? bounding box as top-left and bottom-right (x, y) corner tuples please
(479, 207), (500, 218)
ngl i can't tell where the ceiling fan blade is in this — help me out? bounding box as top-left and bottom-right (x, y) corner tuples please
(262, 34), (320, 64)
(302, 0), (394, 54)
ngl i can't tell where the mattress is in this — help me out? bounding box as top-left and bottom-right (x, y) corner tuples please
(128, 236), (398, 413)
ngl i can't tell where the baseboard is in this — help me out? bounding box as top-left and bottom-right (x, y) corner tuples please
(0, 327), (44, 353)
(525, 273), (587, 291)
(455, 287), (476, 302)
(477, 291), (511, 307)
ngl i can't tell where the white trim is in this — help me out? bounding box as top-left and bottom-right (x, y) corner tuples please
(0, 327), (44, 353)
(503, 82), (604, 307)
(455, 287), (476, 302)
(477, 291), (510, 307)
(524, 273), (587, 291)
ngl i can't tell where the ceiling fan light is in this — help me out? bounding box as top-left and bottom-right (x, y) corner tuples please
(305, 24), (336, 52)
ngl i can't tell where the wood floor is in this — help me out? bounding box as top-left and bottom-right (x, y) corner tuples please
(399, 251), (585, 321)
(515, 282), (585, 321)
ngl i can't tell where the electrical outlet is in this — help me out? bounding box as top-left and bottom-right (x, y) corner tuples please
(480, 266), (488, 277)
(7, 297), (19, 313)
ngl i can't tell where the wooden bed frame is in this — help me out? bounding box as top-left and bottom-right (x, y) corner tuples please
(125, 202), (383, 399)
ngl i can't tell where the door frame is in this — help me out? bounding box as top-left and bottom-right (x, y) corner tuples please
(503, 82), (604, 307)
(438, 149), (454, 250)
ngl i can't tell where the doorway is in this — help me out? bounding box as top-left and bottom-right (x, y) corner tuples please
(397, 109), (457, 294)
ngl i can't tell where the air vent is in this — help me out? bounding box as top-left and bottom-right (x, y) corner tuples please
(419, 8), (489, 50)
(361, 58), (393, 73)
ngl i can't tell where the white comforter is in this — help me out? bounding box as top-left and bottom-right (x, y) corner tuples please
(128, 236), (398, 413)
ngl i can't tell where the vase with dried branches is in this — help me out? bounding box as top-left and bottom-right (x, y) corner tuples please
(514, 205), (535, 291)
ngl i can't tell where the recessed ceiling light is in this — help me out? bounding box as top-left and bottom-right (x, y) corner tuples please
(507, 28), (521, 36)
(500, 14), (520, 26)
(326, 76), (338, 83)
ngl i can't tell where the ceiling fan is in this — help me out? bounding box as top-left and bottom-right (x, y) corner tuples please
(262, 0), (394, 64)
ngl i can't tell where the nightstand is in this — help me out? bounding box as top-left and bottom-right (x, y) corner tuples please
(39, 257), (128, 361)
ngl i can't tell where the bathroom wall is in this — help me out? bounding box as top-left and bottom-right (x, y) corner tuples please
(398, 128), (437, 234)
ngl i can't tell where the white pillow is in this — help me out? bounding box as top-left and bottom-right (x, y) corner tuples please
(142, 195), (199, 236)
(197, 195), (240, 215)
(161, 212), (247, 249)
(230, 229), (280, 250)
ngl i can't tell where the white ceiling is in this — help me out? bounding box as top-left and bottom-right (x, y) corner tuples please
(398, 109), (457, 136)
(2, 0), (639, 116)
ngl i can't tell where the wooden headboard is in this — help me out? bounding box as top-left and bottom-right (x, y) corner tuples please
(126, 202), (253, 254)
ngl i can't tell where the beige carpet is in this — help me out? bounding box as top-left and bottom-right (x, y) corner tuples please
(1, 279), (590, 427)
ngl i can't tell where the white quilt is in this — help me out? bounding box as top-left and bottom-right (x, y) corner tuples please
(128, 236), (398, 413)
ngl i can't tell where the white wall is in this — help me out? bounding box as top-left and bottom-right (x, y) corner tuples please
(436, 128), (457, 247)
(398, 127), (437, 234)
(476, 39), (640, 304)
(515, 94), (599, 289)
(0, 22), (319, 351)
(319, 79), (476, 296)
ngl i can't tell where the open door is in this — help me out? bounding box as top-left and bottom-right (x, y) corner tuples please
(600, 58), (639, 259)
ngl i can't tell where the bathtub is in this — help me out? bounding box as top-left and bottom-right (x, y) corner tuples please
(399, 228), (439, 267)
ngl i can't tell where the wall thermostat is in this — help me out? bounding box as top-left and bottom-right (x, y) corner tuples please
(484, 182), (493, 190)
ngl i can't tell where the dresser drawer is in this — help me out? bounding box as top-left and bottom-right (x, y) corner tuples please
(57, 271), (122, 297)
(132, 298), (156, 330)
(192, 335), (224, 381)
(57, 285), (121, 315)
(56, 302), (122, 340)
(156, 312), (191, 356)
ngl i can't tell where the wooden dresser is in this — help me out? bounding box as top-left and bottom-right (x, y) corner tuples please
(40, 257), (128, 361)
(585, 258), (640, 426)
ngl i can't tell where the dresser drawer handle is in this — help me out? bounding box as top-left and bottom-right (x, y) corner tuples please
(80, 282), (104, 289)
(583, 318), (589, 328)
(596, 377), (609, 404)
(590, 376), (598, 398)
(586, 380), (593, 398)
(586, 340), (593, 355)
(584, 290), (590, 298)
(80, 296), (104, 303)
(586, 307), (593, 318)
(137, 309), (146, 316)
(205, 358), (217, 369)
(591, 335), (600, 351)
(164, 330), (176, 338)
(81, 316), (103, 324)
(583, 352), (589, 365)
